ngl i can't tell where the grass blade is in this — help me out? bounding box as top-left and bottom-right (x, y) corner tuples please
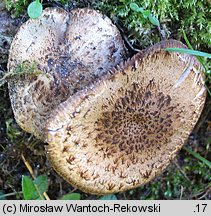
(183, 146), (211, 169)
(182, 30), (208, 71)
(0, 191), (23, 200)
(165, 48), (211, 58)
(182, 29), (193, 50)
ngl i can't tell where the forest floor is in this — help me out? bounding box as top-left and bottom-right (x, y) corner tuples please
(0, 86), (210, 200)
(0, 1), (210, 200)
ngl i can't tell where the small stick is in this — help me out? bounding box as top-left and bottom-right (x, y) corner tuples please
(121, 34), (142, 53)
(69, 187), (78, 194)
(116, 24), (141, 53)
(21, 154), (50, 200)
(173, 161), (191, 182)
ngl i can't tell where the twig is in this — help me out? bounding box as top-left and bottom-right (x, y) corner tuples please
(0, 144), (6, 151)
(158, 25), (166, 40)
(0, 191), (23, 199)
(197, 188), (211, 200)
(173, 161), (191, 182)
(21, 154), (50, 200)
(179, 185), (184, 200)
(0, 72), (9, 87)
(116, 24), (142, 53)
(191, 186), (211, 200)
(121, 34), (142, 53)
(69, 187), (78, 194)
(122, 192), (127, 200)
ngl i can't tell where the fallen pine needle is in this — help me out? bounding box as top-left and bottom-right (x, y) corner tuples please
(21, 154), (50, 200)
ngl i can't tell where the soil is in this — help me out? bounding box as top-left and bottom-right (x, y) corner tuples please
(0, 5), (210, 200)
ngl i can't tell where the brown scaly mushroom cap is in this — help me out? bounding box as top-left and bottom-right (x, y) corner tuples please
(46, 40), (206, 195)
(7, 7), (126, 139)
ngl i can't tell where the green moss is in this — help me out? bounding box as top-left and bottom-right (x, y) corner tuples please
(0, 61), (45, 87)
(136, 156), (210, 200)
(5, 0), (210, 49)
(5, 0), (30, 16)
(93, 0), (211, 49)
(4, 0), (86, 17)
(2, 0), (211, 200)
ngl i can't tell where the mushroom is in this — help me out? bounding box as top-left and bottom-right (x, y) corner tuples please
(7, 7), (126, 139)
(45, 40), (206, 194)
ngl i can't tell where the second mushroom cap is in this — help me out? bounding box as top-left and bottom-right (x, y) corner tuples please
(7, 7), (126, 139)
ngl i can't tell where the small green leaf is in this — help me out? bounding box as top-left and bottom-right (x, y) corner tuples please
(138, 7), (144, 13)
(22, 175), (36, 200)
(33, 175), (48, 195)
(165, 48), (211, 58)
(22, 175), (48, 200)
(99, 194), (117, 200)
(60, 193), (81, 200)
(130, 3), (140, 12)
(27, 1), (43, 19)
(148, 14), (160, 26)
(142, 10), (150, 19)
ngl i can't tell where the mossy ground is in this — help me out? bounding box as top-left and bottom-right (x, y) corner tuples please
(0, 0), (210, 200)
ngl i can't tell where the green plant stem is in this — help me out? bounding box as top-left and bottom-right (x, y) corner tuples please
(0, 72), (13, 87)
(0, 144), (6, 151)
(21, 154), (50, 200)
(182, 30), (193, 50)
(165, 48), (211, 58)
(183, 146), (211, 169)
(0, 191), (23, 199)
(182, 30), (208, 72)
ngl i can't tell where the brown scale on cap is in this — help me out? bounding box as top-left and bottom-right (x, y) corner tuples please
(7, 7), (126, 139)
(46, 40), (206, 194)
